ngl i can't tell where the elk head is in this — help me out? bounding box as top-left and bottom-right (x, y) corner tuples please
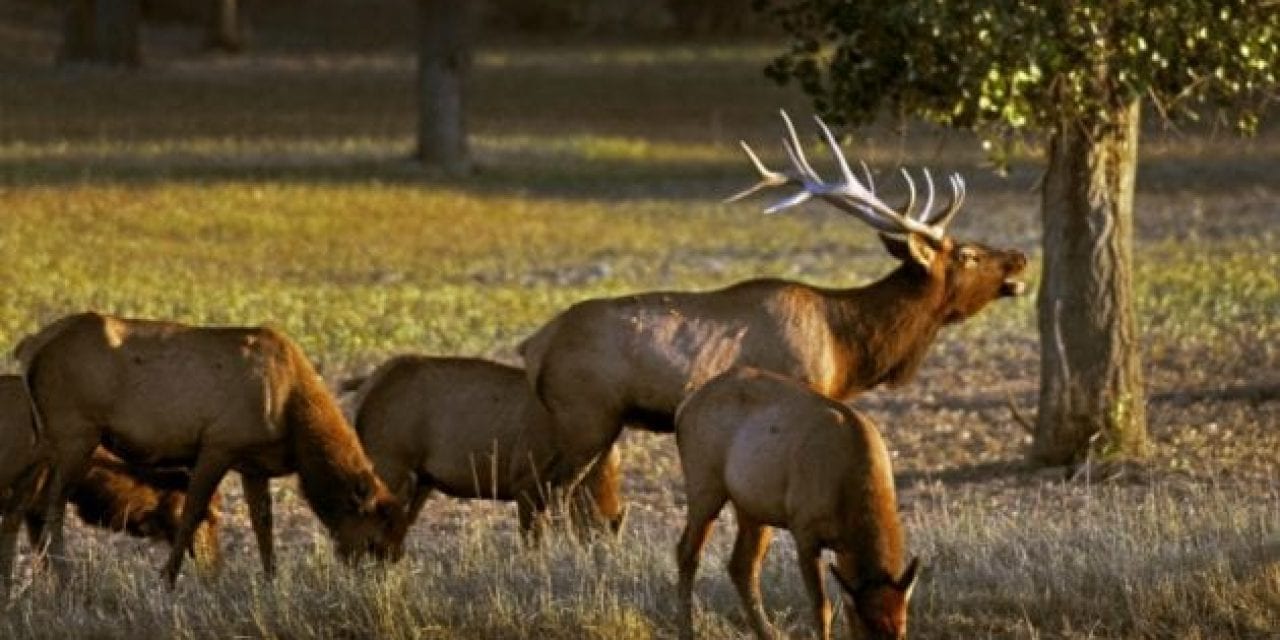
(333, 472), (409, 564)
(829, 557), (920, 640)
(728, 110), (1027, 320)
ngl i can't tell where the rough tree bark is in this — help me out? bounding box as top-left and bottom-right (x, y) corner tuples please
(59, 0), (141, 66)
(416, 0), (476, 175)
(205, 0), (243, 53)
(1034, 99), (1149, 465)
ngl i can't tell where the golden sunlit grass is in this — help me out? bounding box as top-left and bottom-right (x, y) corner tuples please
(0, 3), (1277, 637)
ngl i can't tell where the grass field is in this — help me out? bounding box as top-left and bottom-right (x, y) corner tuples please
(1, 3), (1278, 638)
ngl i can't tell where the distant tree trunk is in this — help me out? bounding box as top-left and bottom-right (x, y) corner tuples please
(204, 0), (243, 53)
(416, 0), (475, 175)
(1033, 99), (1149, 465)
(95, 0), (141, 65)
(59, 0), (141, 66)
(60, 0), (96, 63)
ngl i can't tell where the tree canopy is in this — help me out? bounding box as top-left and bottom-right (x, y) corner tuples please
(759, 1), (1279, 144)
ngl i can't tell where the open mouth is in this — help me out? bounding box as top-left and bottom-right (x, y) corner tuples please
(1000, 279), (1027, 297)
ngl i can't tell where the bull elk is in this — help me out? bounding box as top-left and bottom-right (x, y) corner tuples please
(345, 355), (626, 539)
(0, 375), (222, 593)
(519, 111), (1028, 510)
(674, 367), (918, 640)
(15, 312), (409, 585)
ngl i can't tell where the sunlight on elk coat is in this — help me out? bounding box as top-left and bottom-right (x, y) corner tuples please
(674, 367), (918, 640)
(346, 355), (626, 537)
(14, 312), (407, 585)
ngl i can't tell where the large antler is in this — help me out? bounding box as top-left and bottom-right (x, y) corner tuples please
(727, 110), (967, 242)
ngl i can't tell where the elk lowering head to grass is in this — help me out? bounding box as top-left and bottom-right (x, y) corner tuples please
(345, 355), (627, 539)
(519, 111), (1027, 520)
(15, 312), (408, 586)
(674, 367), (918, 640)
(0, 375), (222, 593)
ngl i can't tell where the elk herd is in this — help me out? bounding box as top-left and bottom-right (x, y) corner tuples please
(0, 112), (1026, 639)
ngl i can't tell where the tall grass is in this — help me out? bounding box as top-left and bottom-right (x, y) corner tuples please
(3, 482), (1275, 639)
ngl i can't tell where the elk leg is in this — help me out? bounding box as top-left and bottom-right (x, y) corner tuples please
(241, 473), (274, 577)
(676, 491), (726, 640)
(794, 536), (832, 640)
(35, 435), (97, 582)
(404, 484), (432, 529)
(162, 453), (230, 586)
(541, 394), (625, 502)
(0, 466), (42, 596)
(569, 444), (627, 540)
(728, 509), (775, 640)
(516, 486), (556, 545)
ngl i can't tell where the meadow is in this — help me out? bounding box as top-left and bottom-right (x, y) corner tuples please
(0, 3), (1277, 638)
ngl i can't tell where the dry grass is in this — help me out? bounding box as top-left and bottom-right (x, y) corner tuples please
(0, 1), (1277, 637)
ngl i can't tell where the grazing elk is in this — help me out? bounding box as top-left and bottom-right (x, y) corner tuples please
(674, 367), (918, 640)
(15, 312), (408, 585)
(0, 375), (222, 592)
(520, 111), (1028, 511)
(345, 355), (627, 539)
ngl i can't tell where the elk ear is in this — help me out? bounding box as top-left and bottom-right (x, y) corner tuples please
(898, 557), (922, 601)
(881, 233), (940, 269)
(905, 233), (940, 269)
(828, 563), (859, 596)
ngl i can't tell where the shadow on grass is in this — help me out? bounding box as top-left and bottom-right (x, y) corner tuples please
(5, 149), (1280, 208)
(868, 381), (1280, 416)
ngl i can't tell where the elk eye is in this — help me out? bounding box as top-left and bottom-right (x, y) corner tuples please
(958, 248), (979, 268)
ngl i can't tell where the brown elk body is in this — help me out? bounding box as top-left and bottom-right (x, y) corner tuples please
(347, 355), (627, 537)
(519, 112), (1026, 515)
(15, 312), (408, 585)
(674, 367), (918, 640)
(0, 375), (222, 591)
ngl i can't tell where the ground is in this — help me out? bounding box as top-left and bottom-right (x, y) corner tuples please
(0, 2), (1276, 638)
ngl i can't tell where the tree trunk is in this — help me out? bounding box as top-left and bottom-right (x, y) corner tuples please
(205, 0), (243, 53)
(94, 0), (141, 66)
(416, 0), (475, 175)
(1033, 100), (1149, 465)
(59, 0), (141, 66)
(59, 0), (96, 63)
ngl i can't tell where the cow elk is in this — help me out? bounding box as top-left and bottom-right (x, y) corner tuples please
(0, 375), (222, 593)
(520, 110), (1027, 513)
(345, 355), (626, 539)
(674, 367), (918, 640)
(15, 312), (408, 585)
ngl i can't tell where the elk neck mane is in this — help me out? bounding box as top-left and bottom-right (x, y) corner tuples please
(821, 263), (949, 393)
(279, 341), (379, 530)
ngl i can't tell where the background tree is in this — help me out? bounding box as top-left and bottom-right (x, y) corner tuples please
(416, 0), (478, 174)
(756, 1), (1278, 464)
(205, 0), (244, 53)
(60, 0), (142, 66)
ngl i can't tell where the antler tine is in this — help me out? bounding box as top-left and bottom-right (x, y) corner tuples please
(779, 109), (822, 182)
(916, 167), (936, 223)
(808, 114), (944, 238)
(726, 111), (946, 240)
(859, 160), (875, 193)
(897, 168), (917, 218)
(762, 189), (814, 215)
(723, 140), (792, 203)
(809, 115), (921, 233)
(926, 173), (967, 230)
